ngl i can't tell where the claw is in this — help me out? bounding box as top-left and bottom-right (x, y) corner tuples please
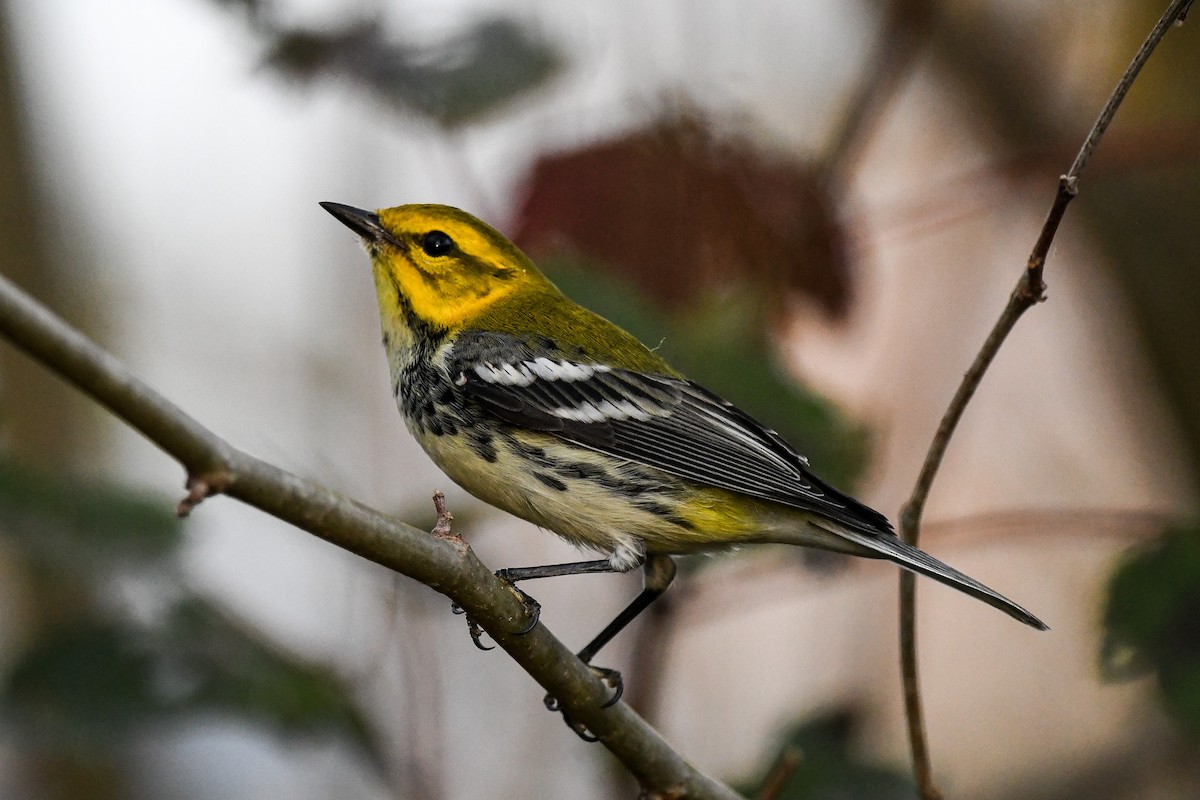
(449, 572), (537, 650)
(563, 712), (600, 742)
(591, 666), (624, 708)
(466, 616), (494, 651)
(450, 601), (495, 651)
(512, 593), (541, 634)
(540, 664), (623, 742)
(495, 570), (542, 635)
(544, 696), (600, 742)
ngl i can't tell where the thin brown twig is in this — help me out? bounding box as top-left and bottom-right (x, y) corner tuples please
(0, 272), (744, 800)
(896, 3), (1194, 798)
(755, 746), (803, 800)
(430, 490), (460, 544)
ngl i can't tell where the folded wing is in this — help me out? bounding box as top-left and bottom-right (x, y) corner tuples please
(447, 331), (891, 536)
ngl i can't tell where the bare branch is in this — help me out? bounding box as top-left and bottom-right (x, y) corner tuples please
(896, 3), (1194, 797)
(0, 271), (744, 800)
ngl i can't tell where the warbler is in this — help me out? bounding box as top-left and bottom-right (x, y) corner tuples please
(322, 201), (1046, 677)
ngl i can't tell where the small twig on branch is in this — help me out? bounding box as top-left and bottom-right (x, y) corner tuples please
(429, 490), (464, 552)
(0, 272), (744, 800)
(895, 3), (1193, 798)
(177, 470), (235, 516)
(755, 746), (803, 800)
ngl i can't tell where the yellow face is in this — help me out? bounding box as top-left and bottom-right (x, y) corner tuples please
(365, 204), (537, 329)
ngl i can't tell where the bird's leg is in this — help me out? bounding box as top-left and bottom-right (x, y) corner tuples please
(453, 559), (618, 649)
(496, 558), (619, 582)
(577, 554), (676, 667)
(544, 555), (677, 741)
(458, 553), (678, 741)
(496, 558), (619, 635)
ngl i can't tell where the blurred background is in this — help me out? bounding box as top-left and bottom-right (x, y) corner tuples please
(1, 0), (1199, 798)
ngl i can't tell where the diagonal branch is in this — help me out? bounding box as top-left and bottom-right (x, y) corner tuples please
(0, 271), (743, 800)
(895, 2), (1194, 798)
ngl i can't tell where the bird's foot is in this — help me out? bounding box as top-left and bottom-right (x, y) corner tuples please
(590, 665), (624, 708)
(543, 665), (623, 743)
(450, 602), (494, 651)
(496, 572), (541, 634)
(448, 573), (541, 650)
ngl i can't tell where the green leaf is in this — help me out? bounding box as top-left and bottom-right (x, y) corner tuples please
(735, 713), (915, 800)
(2, 620), (162, 750)
(0, 458), (181, 575)
(1, 599), (386, 775)
(161, 598), (387, 774)
(1102, 524), (1200, 737)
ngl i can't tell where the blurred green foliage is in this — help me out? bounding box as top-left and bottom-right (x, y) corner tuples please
(1088, 163), (1200, 494)
(0, 459), (177, 574)
(5, 600), (384, 772)
(736, 713), (914, 800)
(0, 460), (384, 786)
(1103, 523), (1200, 738)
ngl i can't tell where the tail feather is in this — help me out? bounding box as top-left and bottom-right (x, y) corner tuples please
(829, 527), (1048, 630)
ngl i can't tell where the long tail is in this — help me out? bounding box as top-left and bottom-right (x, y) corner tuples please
(826, 526), (1048, 630)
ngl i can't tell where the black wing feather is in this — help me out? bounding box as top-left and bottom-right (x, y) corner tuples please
(447, 331), (891, 535)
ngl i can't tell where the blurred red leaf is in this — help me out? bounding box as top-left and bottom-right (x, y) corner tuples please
(513, 114), (851, 318)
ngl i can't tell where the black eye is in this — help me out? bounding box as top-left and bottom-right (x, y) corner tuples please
(421, 230), (455, 256)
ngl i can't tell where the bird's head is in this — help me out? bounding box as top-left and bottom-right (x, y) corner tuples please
(321, 202), (547, 330)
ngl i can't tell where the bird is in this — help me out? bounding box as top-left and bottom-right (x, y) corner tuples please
(321, 200), (1046, 715)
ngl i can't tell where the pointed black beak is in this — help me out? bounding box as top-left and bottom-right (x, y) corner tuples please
(320, 201), (391, 244)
